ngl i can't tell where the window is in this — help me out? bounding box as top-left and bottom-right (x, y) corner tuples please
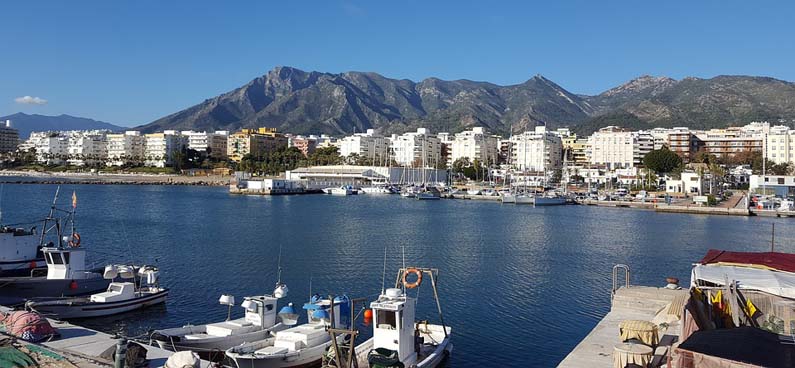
(51, 253), (64, 265)
(265, 304), (274, 311)
(63, 252), (70, 264)
(376, 310), (397, 330)
(779, 178), (785, 185)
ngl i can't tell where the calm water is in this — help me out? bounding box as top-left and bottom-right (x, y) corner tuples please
(3, 183), (794, 367)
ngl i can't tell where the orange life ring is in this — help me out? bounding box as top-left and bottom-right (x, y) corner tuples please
(402, 268), (422, 289)
(68, 233), (81, 248)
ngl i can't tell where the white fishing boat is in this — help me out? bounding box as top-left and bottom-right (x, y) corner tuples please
(26, 265), (167, 319)
(324, 186), (353, 196)
(151, 283), (289, 353)
(0, 225), (44, 277)
(226, 294), (351, 368)
(324, 267), (452, 368)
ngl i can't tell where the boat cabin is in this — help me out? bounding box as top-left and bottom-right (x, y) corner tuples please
(203, 295), (278, 337)
(370, 288), (417, 365)
(90, 282), (135, 303)
(0, 226), (38, 263)
(43, 247), (89, 280)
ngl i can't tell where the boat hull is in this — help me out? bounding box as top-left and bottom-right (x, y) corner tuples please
(226, 337), (336, 368)
(0, 258), (46, 277)
(152, 325), (282, 353)
(416, 193), (440, 200)
(534, 197), (566, 206)
(501, 194), (516, 203)
(349, 324), (452, 368)
(28, 289), (169, 319)
(514, 195), (534, 205)
(0, 274), (111, 306)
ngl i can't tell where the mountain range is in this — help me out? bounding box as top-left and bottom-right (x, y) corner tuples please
(137, 67), (795, 136)
(0, 113), (124, 139)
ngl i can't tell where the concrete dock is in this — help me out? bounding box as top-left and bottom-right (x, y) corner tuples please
(558, 286), (688, 368)
(0, 307), (211, 368)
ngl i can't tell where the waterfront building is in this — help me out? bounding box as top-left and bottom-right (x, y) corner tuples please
(339, 129), (389, 164)
(286, 165), (448, 188)
(289, 135), (318, 157)
(227, 128), (288, 162)
(749, 174), (795, 197)
(67, 131), (108, 166)
(106, 131), (145, 166)
(667, 127), (699, 162)
(498, 139), (513, 166)
(144, 130), (188, 167)
(438, 132), (453, 167)
(587, 126), (652, 169)
(449, 127), (500, 168)
(181, 131), (229, 160)
(390, 128), (441, 167)
(0, 120), (19, 153)
(665, 171), (707, 195)
(509, 126), (563, 172)
(765, 125), (794, 165)
(32, 133), (69, 165)
(647, 128), (672, 150)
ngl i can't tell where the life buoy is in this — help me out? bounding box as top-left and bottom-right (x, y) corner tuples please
(402, 268), (422, 289)
(68, 233), (81, 248)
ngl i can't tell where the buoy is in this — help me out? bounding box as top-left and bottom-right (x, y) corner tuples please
(69, 280), (78, 290)
(363, 309), (373, 319)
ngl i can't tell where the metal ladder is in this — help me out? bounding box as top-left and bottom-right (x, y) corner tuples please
(612, 264), (630, 300)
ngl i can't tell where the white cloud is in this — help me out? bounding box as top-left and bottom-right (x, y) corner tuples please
(14, 96), (48, 105)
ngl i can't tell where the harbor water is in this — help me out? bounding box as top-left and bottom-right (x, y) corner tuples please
(2, 183), (794, 367)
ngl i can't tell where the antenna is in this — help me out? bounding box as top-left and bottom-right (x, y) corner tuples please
(381, 245), (387, 294)
(0, 184), (4, 224)
(276, 244), (283, 284)
(308, 274), (313, 299)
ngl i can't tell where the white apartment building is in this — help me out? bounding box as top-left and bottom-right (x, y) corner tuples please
(181, 130), (229, 159)
(338, 129), (389, 164)
(510, 126), (563, 172)
(587, 126), (653, 169)
(106, 131), (145, 166)
(0, 120), (19, 153)
(144, 130), (187, 167)
(390, 128), (441, 167)
(449, 127), (499, 167)
(766, 125), (795, 165)
(67, 131), (108, 166)
(33, 133), (69, 165)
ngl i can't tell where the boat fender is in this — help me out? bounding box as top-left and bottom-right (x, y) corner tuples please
(69, 280), (78, 290)
(68, 233), (81, 248)
(402, 268), (422, 289)
(29, 261), (36, 269)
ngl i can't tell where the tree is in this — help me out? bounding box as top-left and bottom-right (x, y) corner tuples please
(692, 150), (718, 165)
(642, 147), (683, 173)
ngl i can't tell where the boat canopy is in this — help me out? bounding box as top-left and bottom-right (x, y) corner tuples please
(691, 264), (795, 299)
(699, 249), (795, 273)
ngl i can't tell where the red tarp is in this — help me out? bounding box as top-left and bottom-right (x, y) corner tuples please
(699, 249), (795, 273)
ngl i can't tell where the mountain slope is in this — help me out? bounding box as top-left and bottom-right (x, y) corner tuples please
(139, 67), (795, 135)
(139, 67), (593, 136)
(0, 113), (124, 139)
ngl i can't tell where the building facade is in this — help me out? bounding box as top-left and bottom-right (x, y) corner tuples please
(227, 128), (288, 162)
(144, 131), (188, 167)
(390, 128), (441, 167)
(338, 129), (389, 164)
(0, 120), (19, 153)
(106, 131), (145, 166)
(510, 126), (563, 172)
(181, 131), (229, 160)
(449, 127), (499, 168)
(67, 131), (108, 166)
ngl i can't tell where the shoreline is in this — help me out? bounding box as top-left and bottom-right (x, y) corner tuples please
(0, 170), (230, 186)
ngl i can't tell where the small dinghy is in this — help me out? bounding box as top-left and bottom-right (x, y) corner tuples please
(26, 265), (168, 319)
(151, 283), (289, 353)
(225, 294), (351, 368)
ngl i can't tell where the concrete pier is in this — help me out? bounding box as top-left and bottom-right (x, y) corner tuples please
(558, 286), (688, 368)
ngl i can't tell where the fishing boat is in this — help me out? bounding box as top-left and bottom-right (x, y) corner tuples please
(0, 225), (44, 277)
(25, 265), (167, 319)
(324, 267), (452, 368)
(0, 189), (110, 306)
(151, 282), (289, 353)
(225, 294), (351, 368)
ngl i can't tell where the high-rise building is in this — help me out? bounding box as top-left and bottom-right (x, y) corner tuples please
(390, 128), (441, 167)
(227, 128), (288, 162)
(106, 131), (145, 166)
(587, 126), (653, 169)
(0, 120), (19, 153)
(144, 130), (188, 167)
(449, 127), (500, 168)
(339, 129), (389, 164)
(181, 131), (229, 160)
(510, 126), (563, 172)
(67, 131), (108, 166)
(766, 125), (795, 165)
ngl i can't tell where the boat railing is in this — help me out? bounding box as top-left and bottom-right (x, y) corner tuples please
(30, 268), (48, 277)
(611, 264), (630, 300)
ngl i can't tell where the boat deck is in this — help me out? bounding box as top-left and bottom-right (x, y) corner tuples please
(557, 286), (688, 368)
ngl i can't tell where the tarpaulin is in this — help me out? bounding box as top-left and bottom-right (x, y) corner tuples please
(699, 249), (795, 273)
(691, 264), (795, 299)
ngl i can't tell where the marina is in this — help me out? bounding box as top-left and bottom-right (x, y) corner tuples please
(0, 184), (792, 367)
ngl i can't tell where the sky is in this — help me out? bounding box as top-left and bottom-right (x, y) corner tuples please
(1, 1), (794, 127)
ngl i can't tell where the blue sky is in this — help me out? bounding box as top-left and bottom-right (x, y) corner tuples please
(1, 1), (793, 127)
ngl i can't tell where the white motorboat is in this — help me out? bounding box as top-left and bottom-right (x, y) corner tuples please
(26, 265), (167, 319)
(151, 283), (289, 353)
(514, 194), (534, 205)
(226, 294), (351, 368)
(0, 225), (44, 277)
(466, 189), (481, 196)
(324, 186), (353, 196)
(359, 186), (393, 194)
(501, 193), (516, 203)
(325, 268), (452, 368)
